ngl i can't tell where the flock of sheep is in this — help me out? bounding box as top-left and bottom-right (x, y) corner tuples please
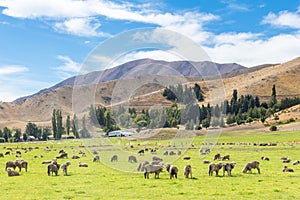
(1, 145), (299, 179)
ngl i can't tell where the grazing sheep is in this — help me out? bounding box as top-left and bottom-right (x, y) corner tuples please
(61, 161), (71, 176)
(0, 153), (4, 157)
(183, 156), (191, 160)
(221, 155), (230, 161)
(281, 157), (288, 160)
(203, 160), (210, 164)
(223, 162), (236, 176)
(56, 153), (68, 159)
(292, 160), (300, 165)
(72, 155), (80, 159)
(93, 155), (100, 162)
(42, 160), (52, 164)
(283, 159), (291, 163)
(15, 160), (28, 172)
(282, 166), (294, 172)
(16, 151), (21, 155)
(208, 162), (223, 176)
(184, 164), (192, 178)
(214, 153), (221, 160)
(7, 168), (20, 176)
(137, 161), (149, 171)
(169, 151), (176, 156)
(150, 149), (157, 154)
(59, 149), (66, 154)
(78, 162), (88, 167)
(110, 155), (118, 162)
(177, 150), (181, 156)
(92, 150), (98, 155)
(261, 156), (270, 161)
(143, 164), (163, 179)
(138, 149), (144, 156)
(48, 163), (58, 176)
(5, 151), (10, 155)
(165, 164), (178, 179)
(152, 156), (163, 162)
(242, 161), (260, 174)
(5, 161), (17, 171)
(128, 155), (137, 163)
(163, 151), (168, 156)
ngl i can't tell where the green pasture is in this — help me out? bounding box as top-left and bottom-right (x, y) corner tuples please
(0, 130), (299, 199)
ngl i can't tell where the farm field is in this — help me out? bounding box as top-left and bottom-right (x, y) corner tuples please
(0, 130), (299, 200)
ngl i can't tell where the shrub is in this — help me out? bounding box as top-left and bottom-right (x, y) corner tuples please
(0, 138), (5, 143)
(270, 125), (277, 131)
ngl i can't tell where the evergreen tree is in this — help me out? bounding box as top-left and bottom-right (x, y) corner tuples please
(56, 110), (63, 139)
(72, 114), (79, 138)
(25, 122), (39, 138)
(269, 84), (277, 108)
(3, 127), (12, 142)
(193, 83), (204, 102)
(52, 109), (57, 138)
(13, 129), (21, 142)
(66, 115), (71, 135)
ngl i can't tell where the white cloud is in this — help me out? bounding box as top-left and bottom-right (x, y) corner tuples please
(54, 18), (109, 37)
(262, 10), (300, 29)
(204, 33), (300, 66)
(0, 65), (28, 75)
(0, 0), (218, 39)
(55, 55), (81, 79)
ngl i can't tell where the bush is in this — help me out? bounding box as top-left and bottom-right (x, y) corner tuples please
(288, 118), (295, 123)
(0, 138), (5, 143)
(270, 125), (277, 131)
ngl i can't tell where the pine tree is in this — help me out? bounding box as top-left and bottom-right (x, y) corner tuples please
(52, 109), (57, 138)
(269, 84), (277, 108)
(66, 115), (70, 135)
(72, 114), (79, 138)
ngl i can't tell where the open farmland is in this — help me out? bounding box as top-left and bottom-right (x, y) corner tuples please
(0, 130), (300, 200)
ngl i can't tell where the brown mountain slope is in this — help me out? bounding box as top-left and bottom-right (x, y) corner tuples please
(1, 57), (300, 130)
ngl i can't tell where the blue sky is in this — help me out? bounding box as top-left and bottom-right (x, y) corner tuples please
(1, 0), (300, 102)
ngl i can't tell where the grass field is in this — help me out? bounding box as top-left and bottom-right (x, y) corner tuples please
(0, 130), (300, 200)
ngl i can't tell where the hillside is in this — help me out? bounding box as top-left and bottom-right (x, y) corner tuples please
(1, 57), (300, 130)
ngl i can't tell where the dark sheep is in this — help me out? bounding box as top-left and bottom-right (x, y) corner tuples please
(223, 162), (236, 176)
(177, 150), (181, 156)
(214, 153), (221, 160)
(163, 151), (168, 156)
(72, 155), (80, 159)
(242, 161), (260, 174)
(137, 161), (149, 171)
(5, 151), (10, 155)
(0, 153), (4, 158)
(165, 164), (178, 179)
(152, 156), (163, 162)
(128, 155), (137, 163)
(144, 164), (163, 179)
(221, 155), (230, 161)
(184, 164), (192, 178)
(56, 153), (68, 159)
(282, 166), (294, 172)
(42, 160), (52, 164)
(48, 163), (58, 176)
(150, 149), (157, 154)
(93, 155), (100, 162)
(261, 156), (270, 161)
(169, 151), (176, 156)
(5, 161), (17, 171)
(138, 149), (144, 155)
(208, 162), (223, 176)
(78, 162), (88, 167)
(15, 160), (28, 172)
(283, 159), (291, 163)
(203, 160), (210, 164)
(111, 155), (118, 162)
(7, 168), (20, 176)
(59, 150), (66, 154)
(183, 156), (191, 160)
